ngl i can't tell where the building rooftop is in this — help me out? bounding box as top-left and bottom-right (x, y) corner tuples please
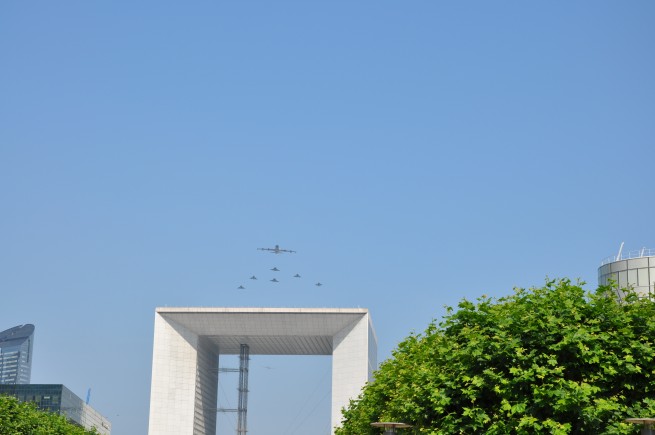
(0, 324), (34, 349)
(601, 247), (655, 266)
(156, 307), (374, 355)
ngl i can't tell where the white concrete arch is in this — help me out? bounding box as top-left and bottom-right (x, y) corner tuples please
(148, 308), (377, 435)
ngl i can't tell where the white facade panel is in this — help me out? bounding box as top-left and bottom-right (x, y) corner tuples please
(149, 314), (201, 435)
(331, 313), (376, 430)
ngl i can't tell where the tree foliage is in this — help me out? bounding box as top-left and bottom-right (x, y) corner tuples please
(0, 394), (98, 434)
(337, 279), (655, 434)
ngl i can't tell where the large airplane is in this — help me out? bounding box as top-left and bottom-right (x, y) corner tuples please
(257, 245), (296, 254)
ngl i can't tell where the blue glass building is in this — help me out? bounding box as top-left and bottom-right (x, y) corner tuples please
(0, 324), (34, 384)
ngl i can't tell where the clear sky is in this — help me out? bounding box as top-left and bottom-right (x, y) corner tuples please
(1, 1), (654, 434)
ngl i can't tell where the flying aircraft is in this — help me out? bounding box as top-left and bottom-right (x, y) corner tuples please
(258, 245), (296, 254)
(270, 267), (280, 272)
(293, 274), (301, 278)
(237, 285), (245, 290)
(270, 278), (279, 283)
(315, 282), (323, 287)
(250, 276), (257, 280)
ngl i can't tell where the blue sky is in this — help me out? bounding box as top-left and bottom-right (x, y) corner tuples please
(1, 1), (654, 434)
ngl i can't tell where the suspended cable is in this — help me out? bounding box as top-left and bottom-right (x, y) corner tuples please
(283, 363), (332, 435)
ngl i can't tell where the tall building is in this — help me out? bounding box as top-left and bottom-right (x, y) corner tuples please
(0, 324), (34, 384)
(598, 245), (655, 298)
(0, 384), (111, 435)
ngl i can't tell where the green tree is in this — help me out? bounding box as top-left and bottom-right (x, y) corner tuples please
(0, 395), (98, 434)
(337, 279), (655, 434)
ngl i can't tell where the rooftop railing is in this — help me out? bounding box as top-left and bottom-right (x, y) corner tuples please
(601, 248), (655, 266)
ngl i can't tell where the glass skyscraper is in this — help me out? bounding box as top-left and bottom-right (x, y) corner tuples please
(0, 324), (34, 384)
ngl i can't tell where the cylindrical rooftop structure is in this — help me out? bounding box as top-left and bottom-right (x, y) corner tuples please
(598, 245), (655, 298)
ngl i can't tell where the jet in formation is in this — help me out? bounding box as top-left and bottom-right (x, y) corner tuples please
(258, 245), (296, 254)
(235, 248), (325, 288)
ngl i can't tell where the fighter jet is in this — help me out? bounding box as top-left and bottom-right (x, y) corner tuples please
(315, 282), (323, 287)
(250, 275), (257, 280)
(271, 267), (280, 272)
(293, 274), (301, 278)
(270, 278), (279, 283)
(238, 285), (245, 290)
(258, 245), (296, 254)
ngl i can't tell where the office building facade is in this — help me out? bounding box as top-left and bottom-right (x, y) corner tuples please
(0, 324), (34, 384)
(0, 384), (111, 435)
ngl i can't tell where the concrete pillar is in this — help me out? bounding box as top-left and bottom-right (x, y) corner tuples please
(148, 314), (218, 435)
(332, 313), (377, 434)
